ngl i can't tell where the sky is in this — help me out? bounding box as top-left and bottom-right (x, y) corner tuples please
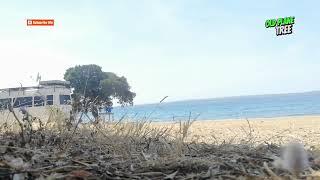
(0, 1), (319, 105)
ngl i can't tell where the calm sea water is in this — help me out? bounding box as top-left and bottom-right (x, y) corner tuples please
(111, 91), (320, 122)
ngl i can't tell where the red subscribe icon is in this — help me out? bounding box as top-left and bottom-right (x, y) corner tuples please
(27, 19), (54, 26)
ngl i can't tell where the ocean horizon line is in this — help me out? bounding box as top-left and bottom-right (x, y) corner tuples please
(128, 90), (320, 107)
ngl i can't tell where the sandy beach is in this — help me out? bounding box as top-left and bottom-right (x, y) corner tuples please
(154, 115), (320, 147)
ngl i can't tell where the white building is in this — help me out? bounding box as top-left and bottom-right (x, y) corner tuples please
(0, 80), (72, 120)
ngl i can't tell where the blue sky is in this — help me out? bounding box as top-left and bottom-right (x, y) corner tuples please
(0, 1), (319, 104)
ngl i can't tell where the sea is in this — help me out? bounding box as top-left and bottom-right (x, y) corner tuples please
(111, 91), (320, 122)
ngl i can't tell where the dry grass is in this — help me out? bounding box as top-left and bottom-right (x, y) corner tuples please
(1, 108), (320, 179)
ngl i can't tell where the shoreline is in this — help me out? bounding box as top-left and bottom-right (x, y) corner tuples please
(145, 113), (320, 124)
(197, 114), (320, 122)
(152, 114), (320, 124)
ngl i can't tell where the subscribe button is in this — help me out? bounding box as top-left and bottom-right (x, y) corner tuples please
(27, 19), (54, 26)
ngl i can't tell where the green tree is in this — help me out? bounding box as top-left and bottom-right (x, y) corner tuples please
(100, 72), (135, 106)
(64, 64), (104, 98)
(64, 64), (136, 108)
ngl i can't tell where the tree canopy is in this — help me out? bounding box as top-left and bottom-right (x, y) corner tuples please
(64, 64), (136, 107)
